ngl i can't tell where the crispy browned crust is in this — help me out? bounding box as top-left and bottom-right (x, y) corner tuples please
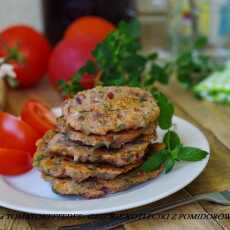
(42, 165), (163, 199)
(35, 130), (154, 167)
(62, 86), (160, 135)
(35, 154), (143, 182)
(57, 116), (156, 148)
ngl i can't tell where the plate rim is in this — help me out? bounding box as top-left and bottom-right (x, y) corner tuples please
(0, 116), (210, 215)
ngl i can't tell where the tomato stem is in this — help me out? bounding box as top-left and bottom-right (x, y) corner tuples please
(5, 45), (24, 63)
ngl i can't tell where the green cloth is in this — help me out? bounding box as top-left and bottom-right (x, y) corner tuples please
(193, 61), (230, 104)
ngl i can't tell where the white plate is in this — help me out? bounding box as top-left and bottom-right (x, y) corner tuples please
(0, 116), (209, 215)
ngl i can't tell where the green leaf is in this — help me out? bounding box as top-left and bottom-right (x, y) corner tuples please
(163, 156), (175, 173)
(122, 55), (146, 74)
(147, 52), (158, 61)
(163, 130), (181, 150)
(143, 64), (169, 86)
(151, 64), (169, 85)
(171, 145), (182, 160)
(84, 61), (97, 74)
(140, 149), (169, 172)
(152, 91), (174, 129)
(58, 80), (70, 95)
(127, 72), (141, 87)
(119, 19), (141, 39)
(101, 72), (126, 86)
(177, 147), (208, 161)
(194, 36), (208, 49)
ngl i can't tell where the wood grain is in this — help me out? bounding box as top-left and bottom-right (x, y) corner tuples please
(6, 78), (62, 116)
(0, 79), (6, 111)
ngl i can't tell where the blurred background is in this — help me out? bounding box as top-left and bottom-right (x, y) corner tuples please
(1, 0), (230, 57)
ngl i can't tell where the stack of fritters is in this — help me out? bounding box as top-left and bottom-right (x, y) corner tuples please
(33, 86), (163, 198)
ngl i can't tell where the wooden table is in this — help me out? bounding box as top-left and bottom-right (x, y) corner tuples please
(0, 77), (229, 230)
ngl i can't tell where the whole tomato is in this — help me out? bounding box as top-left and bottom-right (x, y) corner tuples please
(0, 148), (32, 175)
(0, 112), (39, 155)
(48, 37), (96, 87)
(0, 25), (51, 88)
(64, 16), (115, 42)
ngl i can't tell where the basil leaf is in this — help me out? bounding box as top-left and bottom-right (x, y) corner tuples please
(163, 156), (175, 173)
(163, 130), (181, 150)
(171, 144), (182, 160)
(177, 147), (208, 161)
(140, 149), (169, 172)
(152, 91), (174, 129)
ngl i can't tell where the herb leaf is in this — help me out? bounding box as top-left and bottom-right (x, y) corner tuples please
(170, 36), (223, 90)
(194, 36), (208, 49)
(163, 130), (181, 150)
(84, 60), (97, 74)
(163, 156), (175, 173)
(177, 147), (208, 161)
(152, 91), (174, 130)
(140, 149), (169, 172)
(171, 145), (182, 160)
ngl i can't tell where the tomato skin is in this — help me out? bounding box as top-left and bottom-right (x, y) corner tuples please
(0, 148), (32, 175)
(0, 112), (39, 155)
(21, 99), (56, 136)
(79, 74), (95, 89)
(48, 38), (96, 87)
(65, 16), (115, 42)
(0, 25), (51, 88)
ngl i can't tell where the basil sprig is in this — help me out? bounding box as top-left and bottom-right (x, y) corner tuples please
(140, 130), (208, 173)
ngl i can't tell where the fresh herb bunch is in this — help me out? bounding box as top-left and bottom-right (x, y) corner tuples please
(140, 130), (208, 173)
(169, 36), (222, 89)
(60, 20), (169, 93)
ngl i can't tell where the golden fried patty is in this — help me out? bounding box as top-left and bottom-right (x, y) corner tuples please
(62, 86), (160, 135)
(43, 165), (163, 199)
(35, 130), (153, 167)
(34, 154), (142, 182)
(57, 117), (156, 148)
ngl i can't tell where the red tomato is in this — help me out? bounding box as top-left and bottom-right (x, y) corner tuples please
(0, 112), (39, 155)
(79, 74), (95, 89)
(0, 25), (51, 88)
(0, 148), (32, 175)
(21, 99), (56, 136)
(48, 38), (96, 87)
(65, 16), (115, 42)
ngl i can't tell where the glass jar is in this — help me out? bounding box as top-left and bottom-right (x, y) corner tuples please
(42, 0), (136, 44)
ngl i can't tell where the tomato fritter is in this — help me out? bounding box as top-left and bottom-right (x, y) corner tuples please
(62, 86), (160, 135)
(57, 117), (156, 148)
(35, 130), (153, 167)
(35, 155), (142, 182)
(43, 165), (163, 199)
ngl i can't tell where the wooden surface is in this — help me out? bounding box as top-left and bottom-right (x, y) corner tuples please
(0, 77), (229, 230)
(0, 79), (6, 111)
